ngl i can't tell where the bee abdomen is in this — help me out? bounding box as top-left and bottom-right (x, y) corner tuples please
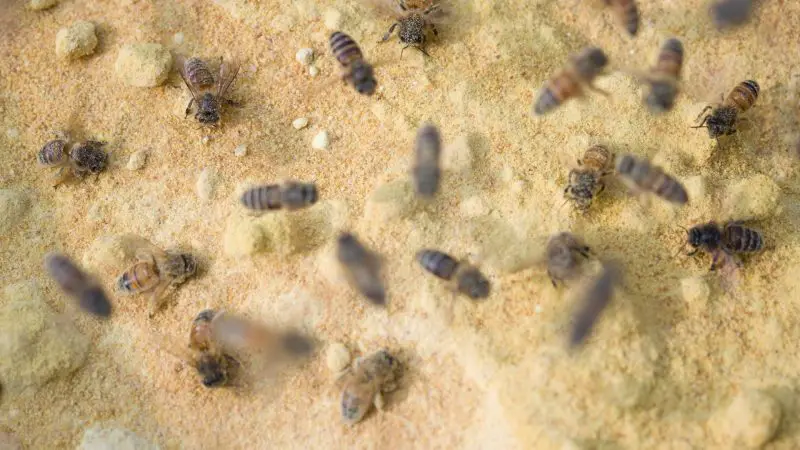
(184, 57), (215, 88)
(118, 263), (160, 293)
(727, 79), (759, 112)
(38, 139), (68, 166)
(45, 253), (89, 296)
(582, 145), (612, 170)
(413, 124), (442, 197)
(280, 181), (318, 210)
(456, 266), (491, 300)
(654, 38), (683, 78)
(241, 184), (283, 211)
(416, 250), (459, 280)
(534, 75), (580, 116)
(330, 31), (363, 66)
(616, 154), (688, 204)
(610, 0), (639, 36)
(724, 224), (763, 253)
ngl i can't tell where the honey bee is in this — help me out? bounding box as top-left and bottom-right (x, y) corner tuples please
(564, 145), (614, 211)
(615, 153), (688, 205)
(533, 47), (609, 116)
(371, 0), (448, 57)
(546, 232), (592, 287)
(209, 310), (314, 359)
(569, 263), (620, 348)
(187, 309), (236, 387)
(336, 232), (386, 306)
(411, 123), (442, 198)
(416, 249), (491, 300)
(44, 252), (112, 318)
(178, 55), (240, 126)
(603, 0), (639, 36)
(693, 80), (759, 140)
(642, 38), (683, 113)
(37, 134), (108, 187)
(240, 181), (318, 212)
(340, 348), (401, 425)
(329, 32), (377, 96)
(116, 242), (198, 317)
(712, 0), (753, 29)
(684, 221), (764, 270)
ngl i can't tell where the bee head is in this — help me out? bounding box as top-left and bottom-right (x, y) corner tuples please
(197, 354), (228, 388)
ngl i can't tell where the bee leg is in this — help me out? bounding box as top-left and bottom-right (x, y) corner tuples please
(184, 98), (195, 118)
(415, 45), (431, 58)
(693, 106), (713, 124)
(686, 249), (699, 257)
(586, 83), (610, 97)
(547, 270), (559, 288)
(225, 98), (242, 107)
(431, 24), (439, 37)
(709, 252), (721, 271)
(578, 246), (592, 258)
(380, 23), (399, 43)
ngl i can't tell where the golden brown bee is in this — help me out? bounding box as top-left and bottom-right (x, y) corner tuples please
(685, 221), (763, 270)
(240, 181), (318, 212)
(712, 0), (753, 29)
(642, 38), (683, 113)
(178, 56), (240, 126)
(546, 232), (592, 287)
(329, 31), (377, 96)
(533, 47), (609, 116)
(615, 153), (688, 205)
(416, 249), (491, 300)
(564, 145), (614, 211)
(603, 0), (639, 36)
(116, 241), (198, 317)
(411, 123), (442, 198)
(337, 232), (386, 306)
(569, 263), (619, 348)
(340, 348), (401, 425)
(372, 0), (448, 57)
(694, 80), (759, 140)
(37, 134), (108, 187)
(44, 252), (112, 318)
(187, 309), (236, 388)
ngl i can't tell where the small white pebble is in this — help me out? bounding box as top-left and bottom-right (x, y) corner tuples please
(196, 168), (217, 201)
(534, 305), (543, 314)
(126, 150), (147, 171)
(172, 32), (184, 45)
(234, 144), (247, 157)
(309, 66), (320, 77)
(295, 48), (314, 66)
(201, 135), (211, 146)
(326, 342), (351, 374)
(312, 131), (330, 150)
(292, 118), (309, 130)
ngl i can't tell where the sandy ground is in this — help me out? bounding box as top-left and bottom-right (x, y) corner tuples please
(2, 0), (800, 448)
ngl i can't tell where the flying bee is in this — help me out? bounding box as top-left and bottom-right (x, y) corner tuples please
(533, 47), (609, 116)
(569, 263), (620, 349)
(240, 181), (318, 212)
(546, 232), (592, 287)
(411, 123), (442, 198)
(44, 252), (112, 318)
(693, 80), (759, 140)
(337, 233), (386, 306)
(371, 0), (448, 57)
(602, 0), (639, 36)
(615, 153), (688, 205)
(564, 145), (614, 211)
(340, 348), (401, 425)
(712, 0), (753, 29)
(37, 135), (108, 187)
(209, 310), (314, 359)
(642, 38), (683, 113)
(684, 221), (763, 270)
(116, 241), (198, 317)
(329, 31), (377, 96)
(178, 56), (240, 126)
(416, 249), (491, 300)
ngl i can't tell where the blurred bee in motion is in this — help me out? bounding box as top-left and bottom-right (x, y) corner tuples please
(337, 232), (386, 306)
(116, 241), (198, 317)
(37, 134), (109, 187)
(569, 263), (620, 349)
(603, 0), (639, 36)
(684, 221), (764, 270)
(209, 310), (314, 359)
(712, 0), (753, 29)
(641, 38), (683, 113)
(240, 181), (318, 213)
(44, 252), (112, 318)
(340, 348), (401, 425)
(533, 47), (609, 116)
(564, 145), (614, 211)
(416, 249), (491, 300)
(693, 80), (759, 140)
(615, 153), (688, 205)
(371, 0), (448, 57)
(178, 55), (240, 126)
(329, 31), (377, 96)
(546, 232), (592, 287)
(411, 123), (442, 198)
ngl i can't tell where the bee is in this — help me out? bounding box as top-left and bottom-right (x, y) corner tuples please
(602, 0), (639, 36)
(116, 242), (198, 317)
(712, 0), (753, 29)
(569, 263), (619, 349)
(416, 249), (491, 300)
(564, 145), (614, 211)
(411, 123), (442, 198)
(209, 310), (314, 359)
(178, 56), (240, 126)
(340, 348), (401, 425)
(693, 80), (759, 140)
(44, 252), (112, 318)
(642, 38), (683, 113)
(533, 47), (609, 116)
(615, 153), (688, 205)
(685, 221), (763, 270)
(336, 233), (386, 306)
(329, 32), (377, 96)
(240, 181), (318, 212)
(37, 135), (108, 187)
(187, 309), (236, 387)
(546, 232), (592, 287)
(372, 0), (448, 57)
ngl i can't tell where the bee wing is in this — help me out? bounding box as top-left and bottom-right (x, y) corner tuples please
(362, 0), (405, 18)
(420, 0), (453, 25)
(216, 58), (240, 98)
(178, 60), (202, 101)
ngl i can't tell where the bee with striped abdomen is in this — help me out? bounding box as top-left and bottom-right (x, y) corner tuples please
(178, 56), (240, 126)
(685, 221), (763, 270)
(533, 47), (609, 116)
(37, 134), (108, 187)
(411, 123), (442, 198)
(330, 31), (377, 96)
(615, 153), (688, 205)
(564, 145), (614, 211)
(603, 0), (639, 36)
(642, 38), (683, 113)
(240, 181), (318, 212)
(44, 252), (112, 318)
(693, 80), (759, 140)
(416, 249), (491, 300)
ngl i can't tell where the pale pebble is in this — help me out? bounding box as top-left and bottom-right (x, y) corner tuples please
(115, 43), (173, 87)
(309, 66), (319, 77)
(55, 21), (97, 60)
(126, 150), (148, 170)
(312, 131), (329, 150)
(292, 117), (309, 129)
(234, 144), (248, 157)
(295, 48), (314, 66)
(196, 168), (217, 201)
(326, 342), (351, 374)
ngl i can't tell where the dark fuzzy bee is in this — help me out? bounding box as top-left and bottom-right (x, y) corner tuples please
(564, 145), (614, 211)
(533, 47), (609, 116)
(416, 249), (491, 300)
(337, 233), (386, 306)
(569, 263), (619, 349)
(44, 252), (112, 318)
(712, 0), (753, 29)
(330, 32), (377, 96)
(643, 38), (683, 113)
(604, 0), (639, 36)
(685, 221), (763, 270)
(37, 138), (68, 166)
(37, 136), (108, 187)
(546, 232), (592, 287)
(373, 0), (448, 57)
(178, 56), (240, 126)
(240, 181), (318, 212)
(693, 80), (759, 140)
(411, 123), (442, 198)
(615, 153), (688, 205)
